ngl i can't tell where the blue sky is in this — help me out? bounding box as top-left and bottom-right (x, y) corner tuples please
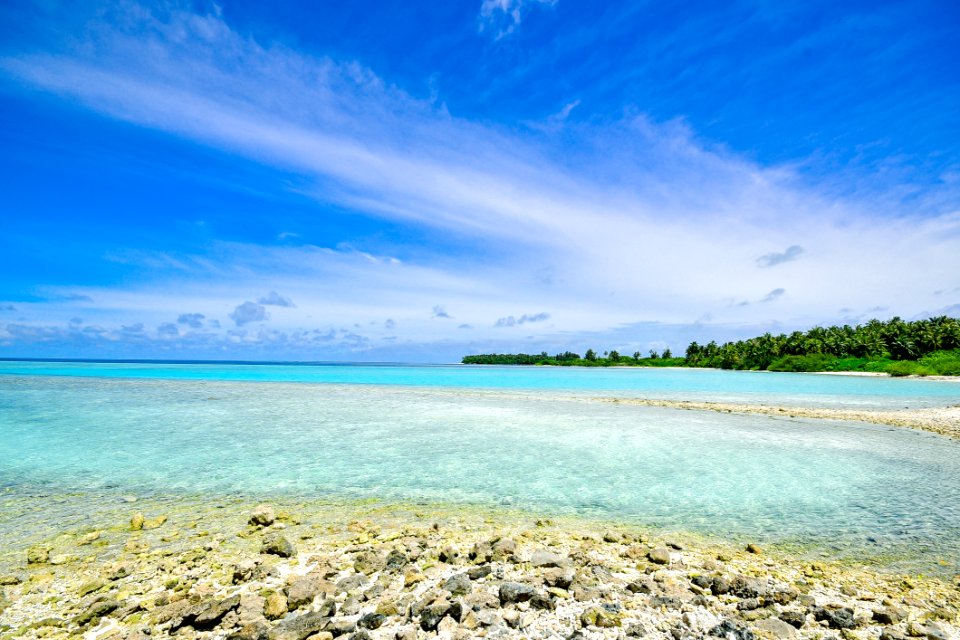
(1, 0), (958, 362)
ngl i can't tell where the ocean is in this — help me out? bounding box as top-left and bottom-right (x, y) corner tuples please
(1, 360), (959, 573)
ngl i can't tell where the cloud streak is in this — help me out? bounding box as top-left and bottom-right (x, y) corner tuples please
(0, 4), (957, 360)
(494, 312), (551, 327)
(759, 288), (786, 303)
(757, 245), (804, 268)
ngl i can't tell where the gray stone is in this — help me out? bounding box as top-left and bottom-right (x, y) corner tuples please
(502, 609), (521, 628)
(340, 596), (362, 616)
(192, 595), (241, 630)
(227, 621), (270, 640)
(73, 598), (120, 627)
(709, 620), (756, 640)
(443, 573), (472, 596)
(873, 607), (905, 625)
(648, 547), (671, 565)
(530, 549), (566, 567)
(778, 611), (806, 629)
(649, 595), (683, 610)
(385, 549), (407, 571)
(465, 590), (500, 610)
(492, 538), (517, 560)
(467, 564), (492, 580)
(711, 577), (731, 595)
(358, 613), (386, 630)
(336, 573), (368, 593)
(327, 617), (358, 636)
(755, 618), (797, 639)
(771, 587), (800, 604)
(287, 575), (324, 610)
(906, 621), (950, 640)
(530, 592), (555, 610)
(626, 577), (655, 594)
(273, 611), (330, 640)
(354, 550), (385, 574)
(249, 504), (276, 527)
(603, 531), (623, 543)
(543, 567), (575, 589)
(731, 576), (768, 599)
(233, 559), (259, 584)
(395, 625), (418, 640)
(499, 581), (535, 604)
(261, 533), (296, 558)
(419, 602), (451, 631)
(691, 575), (713, 590)
(318, 598), (337, 618)
(738, 598), (762, 611)
(811, 606), (856, 630)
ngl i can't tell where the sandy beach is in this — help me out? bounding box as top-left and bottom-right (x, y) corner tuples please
(597, 398), (960, 441)
(0, 499), (957, 640)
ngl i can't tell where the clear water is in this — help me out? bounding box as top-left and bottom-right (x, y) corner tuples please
(1, 365), (959, 573)
(1, 359), (959, 408)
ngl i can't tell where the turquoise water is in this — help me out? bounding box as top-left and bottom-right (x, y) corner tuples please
(1, 362), (959, 572)
(1, 359), (959, 408)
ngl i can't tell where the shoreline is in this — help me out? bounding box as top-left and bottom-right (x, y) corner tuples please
(1, 498), (957, 639)
(597, 397), (960, 440)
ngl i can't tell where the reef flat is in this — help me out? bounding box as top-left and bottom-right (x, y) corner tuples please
(1, 499), (957, 640)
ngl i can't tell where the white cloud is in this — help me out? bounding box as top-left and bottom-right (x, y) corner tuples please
(177, 313), (205, 328)
(258, 291), (295, 307)
(494, 312), (551, 327)
(759, 288), (786, 303)
(230, 301), (269, 326)
(0, 4), (958, 359)
(478, 0), (556, 40)
(757, 245), (804, 268)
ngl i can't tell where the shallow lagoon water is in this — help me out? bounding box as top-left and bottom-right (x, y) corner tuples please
(2, 359), (959, 408)
(1, 368), (959, 573)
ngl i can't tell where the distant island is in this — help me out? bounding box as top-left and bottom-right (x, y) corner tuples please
(463, 316), (960, 376)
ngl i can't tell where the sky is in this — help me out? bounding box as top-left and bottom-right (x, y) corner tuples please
(1, 0), (959, 362)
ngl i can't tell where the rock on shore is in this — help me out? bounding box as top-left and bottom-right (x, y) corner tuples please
(0, 502), (957, 640)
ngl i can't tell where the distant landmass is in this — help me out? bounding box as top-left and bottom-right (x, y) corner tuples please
(463, 316), (960, 376)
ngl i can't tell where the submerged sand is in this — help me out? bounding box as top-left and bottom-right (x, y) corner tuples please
(597, 398), (960, 441)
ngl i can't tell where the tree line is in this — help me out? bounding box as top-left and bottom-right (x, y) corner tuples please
(461, 316), (960, 375)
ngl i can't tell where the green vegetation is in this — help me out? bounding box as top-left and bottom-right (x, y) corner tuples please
(462, 316), (960, 376)
(460, 351), (686, 367)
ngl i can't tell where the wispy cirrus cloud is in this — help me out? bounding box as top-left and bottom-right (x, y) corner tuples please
(0, 4), (957, 360)
(478, 0), (556, 40)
